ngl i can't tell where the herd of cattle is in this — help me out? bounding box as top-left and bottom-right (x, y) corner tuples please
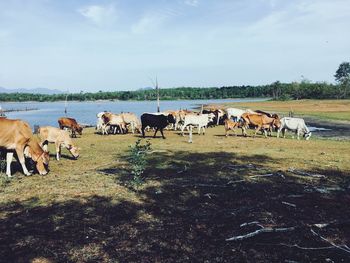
(0, 106), (311, 177)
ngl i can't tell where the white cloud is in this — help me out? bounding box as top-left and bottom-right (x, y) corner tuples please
(78, 4), (117, 25)
(184, 0), (199, 7)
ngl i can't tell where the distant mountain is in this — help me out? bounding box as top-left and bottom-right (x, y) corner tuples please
(138, 87), (154, 91)
(0, 87), (64, 94)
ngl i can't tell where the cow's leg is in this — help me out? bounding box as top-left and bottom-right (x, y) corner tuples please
(242, 126), (247, 137)
(6, 152), (14, 177)
(131, 122), (135, 134)
(160, 129), (166, 139)
(141, 126), (146, 138)
(55, 142), (61, 160)
(153, 128), (159, 138)
(15, 147), (31, 176)
(202, 126), (205, 135)
(297, 129), (301, 140)
(263, 129), (268, 138)
(181, 125), (186, 136)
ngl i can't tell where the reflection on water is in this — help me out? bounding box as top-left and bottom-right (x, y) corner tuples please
(1, 98), (267, 127)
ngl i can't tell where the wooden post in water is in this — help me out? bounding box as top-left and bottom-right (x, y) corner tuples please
(64, 92), (69, 116)
(156, 77), (160, 113)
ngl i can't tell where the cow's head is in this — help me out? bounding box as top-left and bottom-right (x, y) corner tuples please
(272, 117), (282, 129)
(25, 145), (50, 175)
(208, 113), (216, 123)
(76, 125), (83, 135)
(304, 132), (312, 140)
(167, 114), (176, 124)
(67, 144), (80, 159)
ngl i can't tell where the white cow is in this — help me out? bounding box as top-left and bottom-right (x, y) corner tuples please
(96, 112), (107, 134)
(225, 108), (255, 121)
(181, 113), (215, 136)
(277, 117), (312, 140)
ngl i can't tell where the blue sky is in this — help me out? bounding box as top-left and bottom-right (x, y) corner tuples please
(0, 0), (349, 92)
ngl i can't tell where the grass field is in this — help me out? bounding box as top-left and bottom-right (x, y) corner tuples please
(1, 101), (350, 262)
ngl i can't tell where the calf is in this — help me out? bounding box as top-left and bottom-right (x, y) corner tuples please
(224, 119), (239, 136)
(38, 126), (80, 160)
(58, 117), (83, 138)
(277, 117), (312, 140)
(181, 113), (215, 136)
(141, 113), (175, 139)
(0, 118), (49, 177)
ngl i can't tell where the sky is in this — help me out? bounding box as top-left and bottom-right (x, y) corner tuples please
(0, 0), (349, 92)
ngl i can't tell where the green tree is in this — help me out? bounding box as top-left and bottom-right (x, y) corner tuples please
(334, 62), (350, 98)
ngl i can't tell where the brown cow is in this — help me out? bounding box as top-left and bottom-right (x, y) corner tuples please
(58, 117), (83, 138)
(38, 126), (80, 160)
(241, 113), (281, 137)
(0, 118), (49, 177)
(224, 119), (240, 136)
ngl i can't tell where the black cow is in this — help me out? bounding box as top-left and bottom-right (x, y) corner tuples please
(202, 109), (226, 126)
(141, 113), (176, 139)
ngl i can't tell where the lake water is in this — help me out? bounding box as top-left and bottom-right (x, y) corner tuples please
(1, 98), (267, 127)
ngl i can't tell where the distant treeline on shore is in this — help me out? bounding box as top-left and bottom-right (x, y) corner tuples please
(0, 81), (347, 102)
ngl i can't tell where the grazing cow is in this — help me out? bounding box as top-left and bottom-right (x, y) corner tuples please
(101, 112), (126, 135)
(58, 117), (83, 138)
(141, 113), (175, 139)
(0, 118), (49, 177)
(225, 108), (255, 121)
(38, 126), (80, 160)
(224, 119), (240, 136)
(181, 113), (215, 136)
(121, 112), (141, 134)
(277, 117), (312, 140)
(241, 113), (281, 137)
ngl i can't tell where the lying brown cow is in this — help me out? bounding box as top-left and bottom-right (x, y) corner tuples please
(0, 118), (49, 177)
(58, 117), (83, 137)
(224, 119), (240, 136)
(241, 113), (281, 137)
(38, 126), (80, 160)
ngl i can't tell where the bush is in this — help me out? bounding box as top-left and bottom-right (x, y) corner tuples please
(127, 139), (151, 190)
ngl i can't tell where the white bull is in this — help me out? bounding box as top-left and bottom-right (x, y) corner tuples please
(277, 117), (312, 140)
(225, 108), (255, 121)
(181, 113), (215, 136)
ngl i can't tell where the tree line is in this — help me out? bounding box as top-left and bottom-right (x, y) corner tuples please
(0, 81), (347, 102)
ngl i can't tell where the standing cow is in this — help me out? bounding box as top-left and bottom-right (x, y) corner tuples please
(181, 113), (215, 136)
(141, 113), (175, 139)
(58, 117), (83, 138)
(0, 118), (49, 177)
(38, 126), (80, 160)
(241, 113), (281, 137)
(277, 117), (312, 140)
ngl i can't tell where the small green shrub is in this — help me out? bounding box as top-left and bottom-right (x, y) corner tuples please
(127, 139), (151, 190)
